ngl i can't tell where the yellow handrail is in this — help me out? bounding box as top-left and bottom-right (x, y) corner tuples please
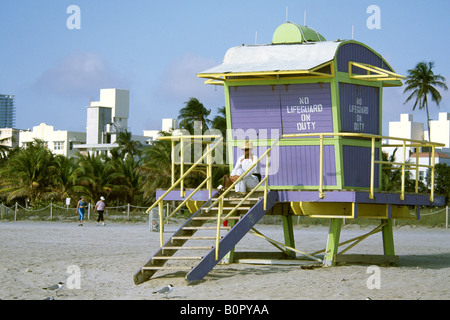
(146, 135), (223, 246)
(212, 138), (280, 260)
(283, 132), (444, 202)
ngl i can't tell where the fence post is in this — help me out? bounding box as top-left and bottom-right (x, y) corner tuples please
(446, 206), (448, 230)
(50, 203), (53, 220)
(127, 203), (130, 221)
(88, 203), (90, 220)
(14, 202), (17, 221)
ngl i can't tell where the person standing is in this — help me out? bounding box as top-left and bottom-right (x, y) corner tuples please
(76, 196), (86, 226)
(94, 196), (107, 226)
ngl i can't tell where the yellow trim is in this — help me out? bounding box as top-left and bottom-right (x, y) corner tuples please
(349, 61), (406, 82)
(197, 62), (335, 83)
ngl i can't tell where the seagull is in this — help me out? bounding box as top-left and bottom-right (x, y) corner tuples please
(152, 284), (174, 298)
(42, 282), (64, 296)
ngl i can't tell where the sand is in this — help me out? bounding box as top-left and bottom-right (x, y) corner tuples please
(0, 221), (449, 300)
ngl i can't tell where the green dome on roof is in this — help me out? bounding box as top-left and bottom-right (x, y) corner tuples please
(272, 22), (326, 44)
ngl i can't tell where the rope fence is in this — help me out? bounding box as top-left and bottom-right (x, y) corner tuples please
(1, 202), (449, 229)
(0, 202), (182, 232)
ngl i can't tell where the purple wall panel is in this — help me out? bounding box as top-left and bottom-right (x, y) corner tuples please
(230, 85), (282, 137)
(233, 145), (336, 187)
(343, 146), (379, 188)
(229, 84), (333, 139)
(339, 83), (380, 134)
(336, 43), (393, 74)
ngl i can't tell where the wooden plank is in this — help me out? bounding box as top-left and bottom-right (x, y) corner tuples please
(191, 216), (241, 220)
(235, 259), (313, 266)
(182, 226), (231, 230)
(142, 266), (193, 270)
(334, 254), (399, 264)
(163, 246), (213, 250)
(152, 256), (203, 260)
(172, 236), (217, 240)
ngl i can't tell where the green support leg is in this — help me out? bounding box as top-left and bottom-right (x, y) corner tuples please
(382, 219), (395, 256)
(324, 218), (343, 266)
(282, 215), (296, 259)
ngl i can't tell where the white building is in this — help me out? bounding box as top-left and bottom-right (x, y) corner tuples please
(87, 88), (130, 144)
(143, 118), (179, 144)
(388, 112), (450, 181)
(409, 151), (450, 181)
(428, 112), (450, 149)
(19, 123), (86, 158)
(387, 114), (424, 163)
(0, 128), (20, 149)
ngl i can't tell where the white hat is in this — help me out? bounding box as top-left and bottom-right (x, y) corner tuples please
(100, 196), (105, 200)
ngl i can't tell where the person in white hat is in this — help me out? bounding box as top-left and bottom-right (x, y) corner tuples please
(94, 196), (107, 226)
(224, 140), (261, 195)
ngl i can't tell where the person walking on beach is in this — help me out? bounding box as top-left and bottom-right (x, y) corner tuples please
(94, 196), (107, 226)
(76, 196), (86, 226)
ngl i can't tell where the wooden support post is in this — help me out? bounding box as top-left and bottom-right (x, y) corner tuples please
(282, 215), (296, 259)
(324, 218), (342, 266)
(381, 219), (395, 256)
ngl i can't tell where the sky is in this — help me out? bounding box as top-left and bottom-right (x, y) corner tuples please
(0, 0), (449, 135)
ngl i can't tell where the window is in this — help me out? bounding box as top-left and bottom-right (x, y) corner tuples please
(419, 170), (425, 181)
(54, 141), (64, 151)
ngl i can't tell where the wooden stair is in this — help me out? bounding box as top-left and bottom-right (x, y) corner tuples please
(133, 191), (278, 285)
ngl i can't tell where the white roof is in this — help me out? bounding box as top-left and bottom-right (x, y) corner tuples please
(199, 41), (341, 75)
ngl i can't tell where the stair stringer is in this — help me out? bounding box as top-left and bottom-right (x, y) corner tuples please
(133, 193), (218, 285)
(185, 191), (279, 284)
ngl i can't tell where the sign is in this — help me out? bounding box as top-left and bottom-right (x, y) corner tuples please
(281, 83), (333, 134)
(339, 84), (379, 134)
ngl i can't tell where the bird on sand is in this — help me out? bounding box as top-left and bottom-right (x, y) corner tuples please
(152, 284), (174, 298)
(42, 282), (64, 295)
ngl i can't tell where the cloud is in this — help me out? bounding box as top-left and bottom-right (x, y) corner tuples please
(33, 52), (128, 98)
(157, 52), (223, 107)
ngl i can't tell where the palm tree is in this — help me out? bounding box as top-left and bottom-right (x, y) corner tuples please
(139, 135), (173, 202)
(53, 155), (79, 203)
(178, 97), (211, 133)
(0, 139), (57, 204)
(108, 154), (143, 204)
(403, 61), (448, 141)
(211, 106), (227, 140)
(113, 130), (142, 158)
(75, 153), (114, 203)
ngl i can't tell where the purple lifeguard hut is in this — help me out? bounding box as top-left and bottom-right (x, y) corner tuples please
(134, 22), (445, 285)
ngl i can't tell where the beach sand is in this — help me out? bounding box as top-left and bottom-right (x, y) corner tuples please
(0, 221), (449, 300)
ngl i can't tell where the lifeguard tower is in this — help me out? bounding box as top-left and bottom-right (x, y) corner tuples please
(134, 22), (445, 285)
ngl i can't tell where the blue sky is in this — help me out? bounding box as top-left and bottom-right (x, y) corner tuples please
(0, 0), (449, 135)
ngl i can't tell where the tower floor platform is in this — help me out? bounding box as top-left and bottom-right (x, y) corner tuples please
(156, 189), (445, 218)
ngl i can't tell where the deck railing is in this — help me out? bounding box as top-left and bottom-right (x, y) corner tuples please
(283, 132), (445, 202)
(145, 135), (223, 246)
